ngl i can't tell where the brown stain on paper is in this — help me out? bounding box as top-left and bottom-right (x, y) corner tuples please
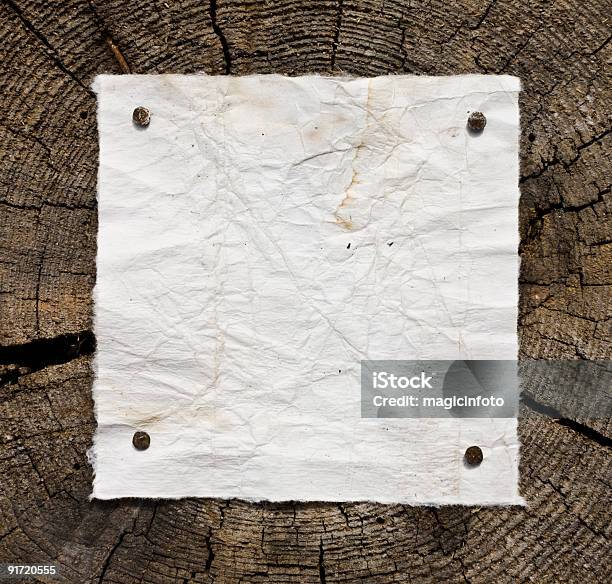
(334, 170), (361, 230)
(334, 81), (372, 231)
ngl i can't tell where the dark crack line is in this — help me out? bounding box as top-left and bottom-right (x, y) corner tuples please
(0, 526), (19, 543)
(87, 1), (132, 73)
(22, 446), (51, 498)
(497, 23), (542, 73)
(1, 122), (60, 173)
(330, 0), (344, 72)
(318, 537), (327, 584)
(0, 330), (95, 385)
(34, 238), (48, 336)
(531, 472), (609, 540)
(521, 392), (612, 449)
(218, 499), (230, 529)
(520, 126), (611, 183)
(337, 503), (350, 527)
(520, 184), (610, 252)
(0, 198), (96, 212)
(537, 185), (608, 218)
(2, 0), (95, 97)
(97, 527), (131, 584)
(588, 31), (612, 56)
(473, 0), (497, 30)
(209, 0), (231, 74)
(204, 531), (215, 571)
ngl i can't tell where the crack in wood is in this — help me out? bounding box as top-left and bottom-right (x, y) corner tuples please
(2, 0), (95, 97)
(87, 0), (132, 73)
(318, 536), (326, 584)
(0, 330), (95, 385)
(0, 0), (610, 580)
(522, 392), (612, 448)
(330, 0), (344, 72)
(209, 0), (231, 74)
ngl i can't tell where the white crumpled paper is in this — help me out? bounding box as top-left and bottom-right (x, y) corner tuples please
(91, 74), (523, 504)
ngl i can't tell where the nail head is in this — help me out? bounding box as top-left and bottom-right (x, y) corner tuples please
(464, 445), (483, 466)
(132, 431), (150, 450)
(133, 106), (150, 127)
(467, 111), (486, 132)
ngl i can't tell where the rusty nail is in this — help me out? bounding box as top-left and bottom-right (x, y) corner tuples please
(132, 431), (150, 450)
(132, 106), (150, 127)
(464, 445), (483, 466)
(467, 111), (486, 132)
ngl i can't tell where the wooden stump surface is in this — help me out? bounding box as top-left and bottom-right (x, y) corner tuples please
(0, 1), (610, 582)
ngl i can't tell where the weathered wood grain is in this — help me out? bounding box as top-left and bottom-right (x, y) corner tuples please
(0, 0), (610, 582)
